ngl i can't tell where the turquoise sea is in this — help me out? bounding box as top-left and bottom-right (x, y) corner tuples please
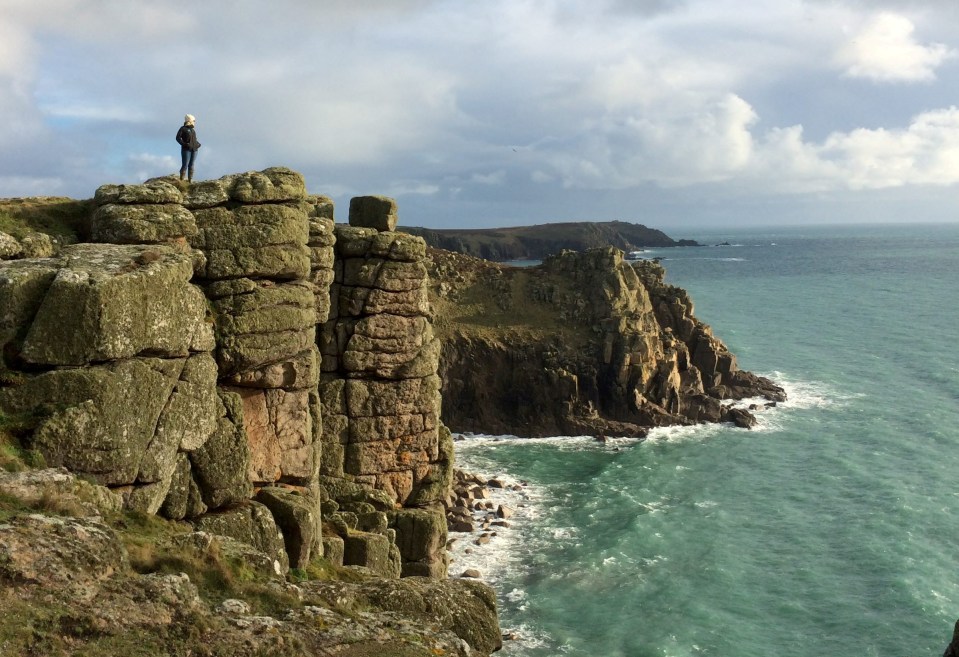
(450, 223), (959, 657)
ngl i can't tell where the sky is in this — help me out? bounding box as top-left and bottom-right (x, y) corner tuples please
(2, 0), (959, 229)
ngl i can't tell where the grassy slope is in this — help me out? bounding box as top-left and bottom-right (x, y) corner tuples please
(426, 247), (589, 351)
(0, 197), (93, 242)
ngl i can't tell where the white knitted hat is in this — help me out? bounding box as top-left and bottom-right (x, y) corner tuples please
(184, 114), (196, 125)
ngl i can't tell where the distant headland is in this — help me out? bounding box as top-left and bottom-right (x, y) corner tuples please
(402, 220), (699, 261)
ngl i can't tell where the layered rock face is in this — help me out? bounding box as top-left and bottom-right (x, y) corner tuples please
(318, 195), (452, 578)
(429, 246), (785, 437)
(0, 171), (455, 583)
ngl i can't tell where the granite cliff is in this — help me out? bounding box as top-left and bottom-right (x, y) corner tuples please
(427, 247), (784, 438)
(0, 167), (781, 655)
(0, 169), (497, 656)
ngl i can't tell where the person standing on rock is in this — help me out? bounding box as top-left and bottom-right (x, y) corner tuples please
(176, 114), (201, 181)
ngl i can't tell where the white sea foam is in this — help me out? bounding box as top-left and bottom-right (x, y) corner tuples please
(456, 432), (645, 453)
(646, 422), (726, 444)
(715, 371), (865, 433)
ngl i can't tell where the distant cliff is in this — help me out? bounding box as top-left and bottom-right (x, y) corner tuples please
(403, 220), (699, 261)
(425, 246), (784, 438)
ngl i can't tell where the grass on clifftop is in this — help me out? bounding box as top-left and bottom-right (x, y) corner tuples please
(0, 196), (92, 242)
(427, 247), (588, 348)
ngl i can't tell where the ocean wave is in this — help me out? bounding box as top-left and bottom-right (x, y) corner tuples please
(455, 432), (645, 453)
(761, 371), (864, 409)
(727, 371), (864, 433)
(645, 422), (726, 444)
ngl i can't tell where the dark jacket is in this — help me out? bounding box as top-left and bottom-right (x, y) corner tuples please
(176, 125), (200, 151)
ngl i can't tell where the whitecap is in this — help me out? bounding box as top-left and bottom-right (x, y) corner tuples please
(758, 371), (865, 411)
(505, 588), (527, 602)
(646, 422), (726, 444)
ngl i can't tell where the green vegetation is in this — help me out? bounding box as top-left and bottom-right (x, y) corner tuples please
(0, 196), (93, 242)
(0, 410), (45, 473)
(0, 489), (376, 657)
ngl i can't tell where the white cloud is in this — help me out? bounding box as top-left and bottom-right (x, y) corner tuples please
(837, 12), (956, 82)
(818, 106), (959, 188)
(543, 93), (759, 189)
(3, 0), (959, 223)
(471, 170), (507, 185)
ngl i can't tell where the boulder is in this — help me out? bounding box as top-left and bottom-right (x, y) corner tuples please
(18, 232), (57, 259)
(95, 180), (183, 205)
(0, 357), (192, 487)
(722, 406), (757, 429)
(334, 226), (427, 262)
(349, 195), (398, 232)
(221, 167), (307, 203)
(191, 204), (310, 280)
(0, 231), (22, 259)
(305, 195), (335, 221)
(192, 501), (289, 577)
(389, 507), (448, 578)
(0, 514), (127, 592)
(18, 244), (212, 366)
(181, 179), (230, 208)
(206, 278), (316, 375)
(255, 486), (320, 570)
(343, 530), (401, 578)
(0, 467), (122, 517)
(91, 203), (197, 243)
(321, 534), (344, 566)
(189, 390), (254, 509)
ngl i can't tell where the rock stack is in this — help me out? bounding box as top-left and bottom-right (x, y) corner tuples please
(318, 195), (452, 578)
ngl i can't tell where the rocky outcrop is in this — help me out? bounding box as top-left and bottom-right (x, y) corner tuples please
(428, 246), (784, 437)
(0, 243), (218, 515)
(0, 170), (458, 585)
(0, 509), (500, 657)
(0, 167), (502, 655)
(318, 211), (451, 578)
